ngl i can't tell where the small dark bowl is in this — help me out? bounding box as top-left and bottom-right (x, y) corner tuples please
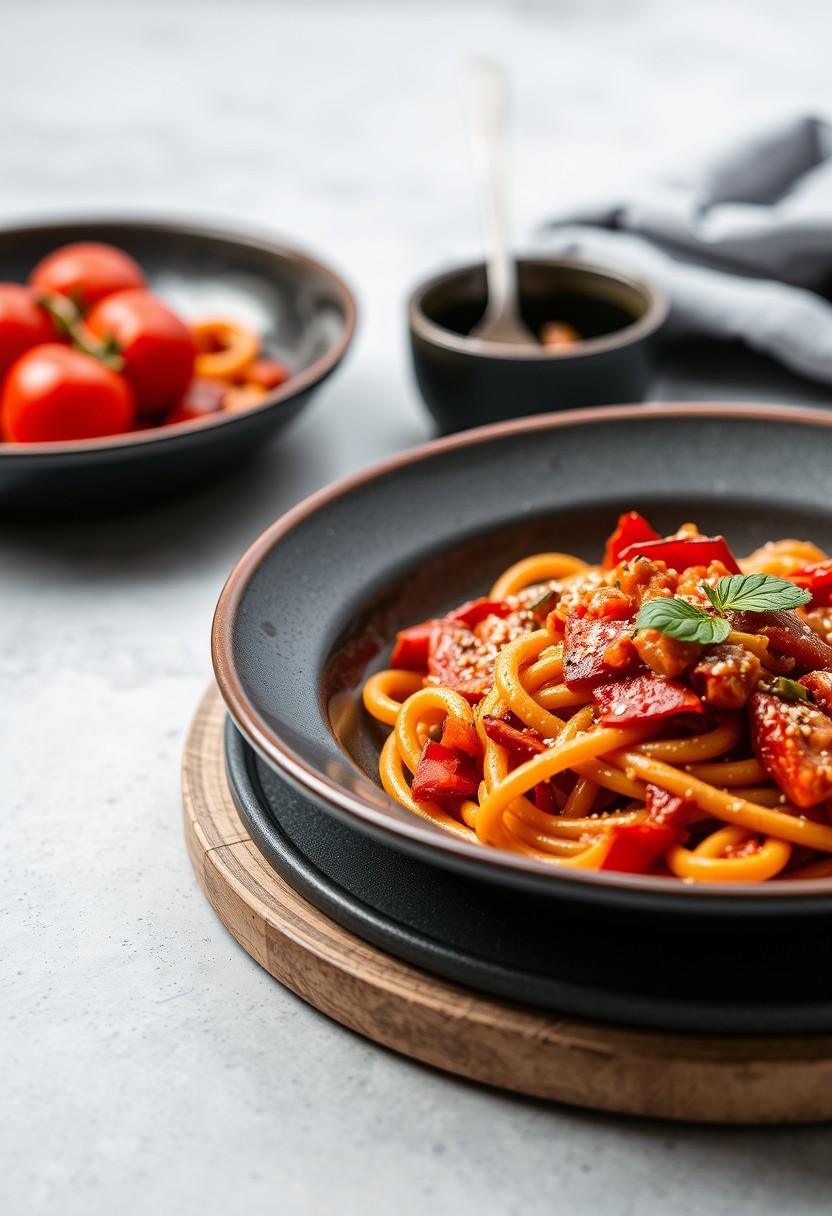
(408, 257), (667, 432)
(0, 217), (356, 512)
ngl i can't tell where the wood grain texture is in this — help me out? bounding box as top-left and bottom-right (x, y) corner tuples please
(183, 686), (832, 1124)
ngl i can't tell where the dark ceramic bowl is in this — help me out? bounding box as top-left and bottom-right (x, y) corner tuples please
(0, 218), (356, 512)
(408, 257), (667, 432)
(214, 402), (832, 909)
(212, 404), (832, 1027)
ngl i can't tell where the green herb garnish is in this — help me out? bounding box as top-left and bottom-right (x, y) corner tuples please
(528, 586), (557, 612)
(635, 596), (732, 645)
(701, 573), (810, 615)
(766, 676), (812, 702)
(634, 573), (811, 645)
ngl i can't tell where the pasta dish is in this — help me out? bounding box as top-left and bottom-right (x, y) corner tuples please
(363, 512), (832, 883)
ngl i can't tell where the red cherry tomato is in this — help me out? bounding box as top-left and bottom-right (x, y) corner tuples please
(1, 344), (134, 442)
(0, 284), (59, 378)
(30, 242), (146, 311)
(85, 289), (196, 415)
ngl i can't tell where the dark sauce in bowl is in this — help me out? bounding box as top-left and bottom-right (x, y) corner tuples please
(440, 289), (636, 344)
(417, 260), (649, 351)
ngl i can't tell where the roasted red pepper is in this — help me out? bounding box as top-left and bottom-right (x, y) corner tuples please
(390, 620), (435, 670)
(534, 781), (559, 813)
(450, 598), (513, 629)
(410, 740), (479, 806)
(645, 783), (697, 827)
(800, 670), (832, 714)
(617, 533), (741, 574)
(594, 673), (705, 727)
(603, 511), (659, 569)
(599, 822), (683, 873)
(428, 620), (490, 703)
(730, 608), (832, 673)
(390, 599), (510, 672)
(482, 714), (548, 760)
(563, 611), (638, 690)
(749, 691), (832, 808)
(440, 716), (481, 758)
(789, 560), (832, 607)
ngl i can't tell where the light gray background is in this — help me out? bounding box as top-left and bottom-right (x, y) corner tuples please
(3, 2), (832, 1213)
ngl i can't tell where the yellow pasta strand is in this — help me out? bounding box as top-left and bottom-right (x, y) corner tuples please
(613, 749), (832, 853)
(490, 553), (589, 599)
(363, 669), (425, 726)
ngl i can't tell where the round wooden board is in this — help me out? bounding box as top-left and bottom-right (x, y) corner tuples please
(183, 686), (832, 1124)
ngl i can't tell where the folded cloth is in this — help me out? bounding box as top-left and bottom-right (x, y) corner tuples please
(537, 116), (832, 385)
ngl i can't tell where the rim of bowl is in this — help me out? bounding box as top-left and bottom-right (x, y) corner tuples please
(0, 216), (357, 457)
(408, 255), (668, 360)
(213, 401), (832, 903)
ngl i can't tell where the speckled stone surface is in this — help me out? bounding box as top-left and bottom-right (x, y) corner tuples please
(3, 2), (832, 1213)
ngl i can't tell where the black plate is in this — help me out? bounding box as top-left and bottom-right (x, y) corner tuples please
(225, 718), (832, 1033)
(0, 218), (355, 511)
(214, 403), (832, 916)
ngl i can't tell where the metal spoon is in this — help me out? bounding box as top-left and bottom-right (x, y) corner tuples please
(463, 60), (536, 346)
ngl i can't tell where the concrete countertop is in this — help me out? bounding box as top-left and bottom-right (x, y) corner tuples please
(3, 1), (832, 1212)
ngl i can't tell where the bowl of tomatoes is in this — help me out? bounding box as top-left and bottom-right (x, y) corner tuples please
(0, 218), (356, 510)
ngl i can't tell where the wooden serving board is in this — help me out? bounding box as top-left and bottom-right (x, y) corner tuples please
(183, 686), (832, 1124)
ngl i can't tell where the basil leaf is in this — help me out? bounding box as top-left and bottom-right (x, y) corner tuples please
(702, 584), (722, 613)
(766, 676), (811, 702)
(634, 597), (732, 645)
(711, 572), (811, 614)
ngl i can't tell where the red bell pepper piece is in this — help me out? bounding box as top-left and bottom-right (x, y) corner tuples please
(450, 598), (513, 629)
(482, 714), (548, 760)
(393, 599), (512, 683)
(645, 783), (697, 827)
(800, 670), (832, 714)
(603, 511), (659, 569)
(390, 620), (435, 670)
(440, 716), (481, 759)
(534, 781), (558, 813)
(730, 609), (832, 673)
(617, 533), (741, 574)
(428, 620), (491, 703)
(789, 560), (832, 607)
(594, 673), (705, 727)
(749, 691), (832, 808)
(563, 611), (638, 690)
(410, 740), (479, 805)
(599, 822), (683, 873)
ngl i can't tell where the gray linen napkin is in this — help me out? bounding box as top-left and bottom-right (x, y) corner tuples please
(537, 116), (832, 384)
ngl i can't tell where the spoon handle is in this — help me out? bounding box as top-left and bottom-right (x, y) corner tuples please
(462, 60), (517, 326)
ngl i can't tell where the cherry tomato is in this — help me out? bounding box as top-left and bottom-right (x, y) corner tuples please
(0, 284), (58, 379)
(1, 344), (134, 442)
(30, 242), (146, 311)
(85, 289), (196, 415)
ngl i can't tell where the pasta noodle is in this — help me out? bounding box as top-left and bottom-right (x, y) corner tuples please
(362, 512), (832, 883)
